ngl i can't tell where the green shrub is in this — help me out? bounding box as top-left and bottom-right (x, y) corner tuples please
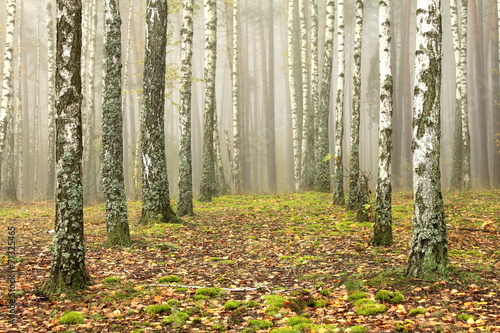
(144, 304), (171, 315)
(224, 300), (242, 309)
(103, 276), (120, 283)
(248, 319), (273, 329)
(355, 303), (386, 316)
(158, 275), (181, 283)
(348, 290), (367, 301)
(408, 308), (427, 315)
(287, 315), (312, 326)
(59, 311), (84, 324)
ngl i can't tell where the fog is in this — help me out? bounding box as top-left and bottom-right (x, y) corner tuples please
(0, 0), (498, 202)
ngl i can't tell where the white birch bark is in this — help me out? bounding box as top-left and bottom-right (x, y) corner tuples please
(460, 0), (470, 189)
(309, 0), (319, 190)
(373, 0), (393, 246)
(15, 0), (23, 199)
(200, 0), (217, 202)
(46, 0), (56, 199)
(347, 0), (364, 210)
(314, 0), (334, 193)
(34, 0), (41, 197)
(232, 0), (242, 193)
(407, 0), (447, 280)
(177, 0), (195, 213)
(333, 0), (345, 205)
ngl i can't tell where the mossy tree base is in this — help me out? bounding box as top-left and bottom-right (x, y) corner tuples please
(140, 207), (183, 225)
(106, 219), (131, 247)
(40, 270), (90, 296)
(372, 223), (393, 246)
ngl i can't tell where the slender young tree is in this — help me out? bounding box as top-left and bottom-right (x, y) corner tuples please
(177, 0), (195, 213)
(449, 0), (463, 190)
(140, 0), (180, 224)
(373, 0), (393, 246)
(288, 0), (301, 192)
(231, 0), (242, 193)
(333, 0), (345, 205)
(346, 0), (364, 210)
(406, 0), (447, 280)
(102, 0), (130, 246)
(307, 0), (319, 191)
(460, 0), (470, 189)
(266, 0), (277, 193)
(41, 0), (90, 294)
(45, 0), (56, 199)
(314, 0), (334, 193)
(199, 0), (217, 202)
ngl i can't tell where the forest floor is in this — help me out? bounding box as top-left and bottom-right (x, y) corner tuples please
(0, 190), (499, 333)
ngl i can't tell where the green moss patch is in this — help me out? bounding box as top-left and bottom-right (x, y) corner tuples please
(144, 304), (171, 315)
(158, 275), (181, 283)
(287, 315), (312, 326)
(195, 287), (226, 297)
(59, 311), (84, 324)
(408, 308), (427, 316)
(248, 319), (273, 329)
(348, 290), (367, 301)
(349, 326), (368, 333)
(103, 276), (120, 283)
(224, 300), (242, 309)
(355, 303), (387, 316)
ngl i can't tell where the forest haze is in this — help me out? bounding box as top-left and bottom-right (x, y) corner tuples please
(0, 0), (498, 202)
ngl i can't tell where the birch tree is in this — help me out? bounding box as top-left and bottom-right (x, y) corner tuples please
(449, 0), (463, 190)
(102, 0), (130, 246)
(373, 0), (393, 247)
(308, 0), (319, 191)
(177, 0), (195, 213)
(288, 0), (301, 191)
(346, 0), (364, 210)
(199, 0), (217, 202)
(314, 0), (334, 193)
(41, 0), (90, 294)
(46, 0), (56, 199)
(406, 0), (447, 280)
(140, 0), (180, 224)
(460, 0), (470, 189)
(232, 0), (242, 193)
(333, 0), (345, 205)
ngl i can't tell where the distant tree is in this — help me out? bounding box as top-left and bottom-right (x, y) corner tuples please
(102, 0), (130, 246)
(199, 0), (217, 203)
(288, 0), (301, 192)
(140, 0), (180, 225)
(231, 0), (242, 194)
(373, 0), (393, 247)
(45, 0), (56, 199)
(459, 0), (470, 189)
(346, 0), (364, 210)
(314, 0), (334, 193)
(0, 0), (17, 201)
(406, 0), (447, 280)
(41, 0), (90, 294)
(333, 0), (345, 205)
(177, 0), (195, 213)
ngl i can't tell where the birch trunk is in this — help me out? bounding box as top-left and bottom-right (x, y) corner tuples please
(314, 0), (334, 193)
(199, 0), (217, 202)
(102, 0), (130, 246)
(46, 0), (56, 199)
(449, 0), (463, 190)
(177, 0), (195, 213)
(333, 0), (345, 205)
(373, 0), (393, 246)
(308, 0), (319, 191)
(460, 0), (470, 189)
(407, 0), (447, 280)
(288, 0), (301, 192)
(266, 0), (277, 193)
(15, 0), (23, 199)
(41, 0), (90, 294)
(0, 0), (17, 201)
(140, 0), (180, 224)
(232, 0), (242, 193)
(347, 0), (364, 210)
(34, 0), (41, 197)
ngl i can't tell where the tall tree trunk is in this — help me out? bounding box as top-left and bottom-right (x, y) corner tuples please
(460, 0), (471, 189)
(41, 0), (90, 295)
(177, 0), (195, 213)
(449, 0), (463, 190)
(199, 0), (217, 202)
(314, 0), (334, 193)
(46, 0), (56, 200)
(265, 0), (277, 193)
(232, 0), (242, 193)
(373, 0), (393, 247)
(347, 0), (364, 210)
(288, 0), (302, 192)
(0, 0), (17, 201)
(34, 0), (41, 198)
(140, 0), (180, 225)
(333, 0), (345, 205)
(406, 0), (447, 281)
(15, 0), (23, 199)
(492, 1), (500, 188)
(102, 0), (130, 246)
